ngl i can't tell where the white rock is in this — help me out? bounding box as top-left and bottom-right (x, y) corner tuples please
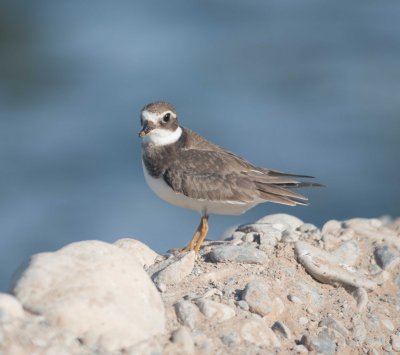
(174, 300), (202, 330)
(242, 280), (272, 316)
(0, 293), (24, 322)
(195, 299), (235, 323)
(295, 241), (377, 290)
(391, 334), (400, 352)
(153, 251), (195, 286)
(114, 238), (159, 268)
(321, 220), (342, 235)
(256, 214), (303, 230)
(12, 240), (165, 352)
(240, 319), (281, 347)
(171, 326), (195, 354)
(381, 318), (394, 331)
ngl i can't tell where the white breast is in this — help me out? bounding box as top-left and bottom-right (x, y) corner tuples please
(142, 161), (259, 216)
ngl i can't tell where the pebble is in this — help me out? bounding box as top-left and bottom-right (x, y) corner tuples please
(381, 318), (395, 332)
(194, 299), (235, 323)
(321, 219), (342, 236)
(171, 326), (195, 354)
(0, 293), (24, 323)
(367, 347), (380, 355)
(236, 300), (249, 311)
(208, 245), (268, 264)
(242, 280), (272, 316)
(152, 251), (195, 286)
(352, 315), (367, 344)
(288, 294), (302, 304)
(256, 213), (304, 230)
(331, 240), (360, 266)
(220, 332), (240, 347)
(374, 245), (399, 270)
(295, 241), (377, 290)
(301, 329), (336, 355)
(293, 344), (309, 353)
(299, 317), (309, 326)
(297, 223), (320, 236)
(281, 231), (300, 243)
(391, 334), (400, 352)
(174, 300), (202, 329)
(272, 321), (292, 339)
(297, 282), (323, 306)
(128, 339), (163, 355)
(240, 319), (281, 347)
(319, 317), (349, 337)
(352, 287), (368, 312)
(241, 233), (256, 243)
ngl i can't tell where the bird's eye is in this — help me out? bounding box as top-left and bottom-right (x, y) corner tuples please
(163, 113), (171, 123)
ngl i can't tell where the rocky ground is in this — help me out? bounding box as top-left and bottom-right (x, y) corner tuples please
(1, 214), (400, 355)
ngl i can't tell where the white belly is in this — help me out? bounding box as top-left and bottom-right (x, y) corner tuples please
(142, 162), (259, 215)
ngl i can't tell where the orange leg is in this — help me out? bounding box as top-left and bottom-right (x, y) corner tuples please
(194, 215), (209, 253)
(182, 217), (204, 252)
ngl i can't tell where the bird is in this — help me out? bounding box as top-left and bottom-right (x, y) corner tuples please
(138, 101), (322, 253)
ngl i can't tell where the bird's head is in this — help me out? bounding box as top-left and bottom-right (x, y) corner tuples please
(139, 102), (182, 146)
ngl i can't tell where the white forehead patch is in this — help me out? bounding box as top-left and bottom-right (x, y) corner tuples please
(143, 126), (183, 146)
(142, 110), (159, 124)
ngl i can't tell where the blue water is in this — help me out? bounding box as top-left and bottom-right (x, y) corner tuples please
(1, 1), (399, 291)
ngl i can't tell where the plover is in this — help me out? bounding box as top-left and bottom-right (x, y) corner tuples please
(139, 101), (322, 253)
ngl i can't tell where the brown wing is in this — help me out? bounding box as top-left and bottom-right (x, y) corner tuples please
(163, 147), (322, 206)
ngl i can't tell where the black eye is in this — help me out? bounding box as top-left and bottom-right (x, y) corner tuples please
(163, 113), (171, 123)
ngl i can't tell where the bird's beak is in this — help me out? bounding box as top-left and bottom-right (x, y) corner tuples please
(138, 121), (154, 138)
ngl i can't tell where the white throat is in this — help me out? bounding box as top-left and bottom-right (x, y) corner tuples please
(143, 126), (183, 146)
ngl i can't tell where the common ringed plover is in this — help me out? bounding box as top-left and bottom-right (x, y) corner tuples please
(138, 101), (322, 253)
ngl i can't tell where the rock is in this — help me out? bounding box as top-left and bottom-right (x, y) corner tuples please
(127, 339), (163, 355)
(381, 318), (394, 331)
(171, 326), (195, 354)
(256, 213), (303, 230)
(0, 293), (24, 322)
(352, 287), (368, 312)
(236, 300), (249, 311)
(208, 245), (268, 264)
(352, 315), (367, 344)
(331, 240), (360, 266)
(374, 245), (399, 270)
(295, 241), (377, 290)
(299, 317), (309, 326)
(321, 220), (342, 235)
(302, 329), (336, 355)
(288, 294), (302, 304)
(194, 299), (235, 323)
(293, 344), (309, 353)
(240, 319), (281, 347)
(241, 280), (272, 316)
(220, 332), (240, 347)
(296, 281), (324, 306)
(174, 300), (202, 330)
(297, 223), (320, 235)
(114, 238), (159, 268)
(272, 321), (292, 339)
(391, 334), (400, 352)
(271, 297), (285, 316)
(12, 240), (165, 352)
(241, 233), (256, 243)
(319, 317), (349, 337)
(152, 251), (195, 286)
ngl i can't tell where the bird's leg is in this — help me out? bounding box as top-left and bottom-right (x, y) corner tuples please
(194, 215), (209, 253)
(181, 217), (204, 252)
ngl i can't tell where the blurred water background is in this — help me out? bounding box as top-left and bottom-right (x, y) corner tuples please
(1, 0), (399, 291)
